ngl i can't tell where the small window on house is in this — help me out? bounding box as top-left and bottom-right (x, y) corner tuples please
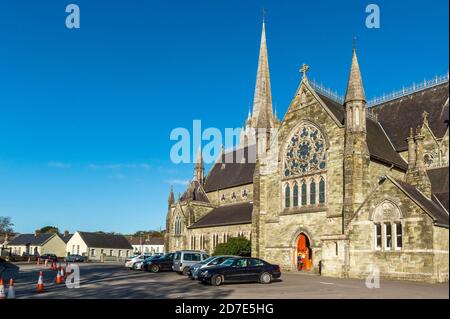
(76, 245), (80, 254)
(221, 194), (226, 202)
(118, 250), (121, 257)
(293, 183), (299, 207)
(109, 250), (113, 256)
(242, 189), (248, 199)
(335, 242), (338, 256)
(285, 184), (291, 208)
(396, 223), (402, 249)
(385, 223), (392, 250)
(91, 249), (95, 256)
(375, 224), (382, 249)
(231, 192), (236, 200)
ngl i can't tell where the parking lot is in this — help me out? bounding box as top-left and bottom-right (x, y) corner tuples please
(1, 262), (447, 299)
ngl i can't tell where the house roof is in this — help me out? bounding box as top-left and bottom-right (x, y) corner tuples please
(61, 234), (73, 243)
(371, 82), (449, 151)
(317, 92), (408, 170)
(203, 146), (256, 192)
(77, 232), (133, 249)
(7, 233), (54, 246)
(127, 236), (165, 246)
(189, 202), (253, 229)
(392, 178), (449, 227)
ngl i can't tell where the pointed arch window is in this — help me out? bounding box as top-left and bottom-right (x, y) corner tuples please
(174, 214), (182, 235)
(293, 183), (299, 207)
(301, 180), (307, 206)
(319, 177), (326, 204)
(285, 184), (291, 208)
(310, 179), (316, 205)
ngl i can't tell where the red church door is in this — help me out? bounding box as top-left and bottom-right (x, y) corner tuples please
(296, 233), (312, 271)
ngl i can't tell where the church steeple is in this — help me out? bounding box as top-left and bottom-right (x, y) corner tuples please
(252, 20), (273, 129)
(344, 48), (367, 133)
(168, 186), (175, 206)
(194, 147), (204, 185)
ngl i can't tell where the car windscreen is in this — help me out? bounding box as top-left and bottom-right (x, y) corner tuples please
(174, 252), (181, 260)
(201, 256), (216, 264)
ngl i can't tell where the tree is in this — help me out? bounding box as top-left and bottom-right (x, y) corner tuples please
(36, 226), (60, 234)
(0, 216), (14, 234)
(213, 236), (251, 257)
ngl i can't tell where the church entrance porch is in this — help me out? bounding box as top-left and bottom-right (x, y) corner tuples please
(296, 233), (312, 271)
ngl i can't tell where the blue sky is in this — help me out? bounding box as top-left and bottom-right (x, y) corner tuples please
(0, 0), (448, 234)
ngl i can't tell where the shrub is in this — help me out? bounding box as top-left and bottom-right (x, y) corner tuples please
(213, 236), (251, 257)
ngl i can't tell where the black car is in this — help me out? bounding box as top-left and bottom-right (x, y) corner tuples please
(66, 254), (85, 262)
(143, 252), (175, 273)
(197, 257), (281, 286)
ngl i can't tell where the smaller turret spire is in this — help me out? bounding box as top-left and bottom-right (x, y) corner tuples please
(345, 48), (366, 103)
(194, 147), (204, 185)
(168, 186), (175, 206)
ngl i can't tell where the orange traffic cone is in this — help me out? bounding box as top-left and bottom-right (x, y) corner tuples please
(7, 279), (15, 299)
(36, 271), (44, 293)
(0, 278), (6, 299)
(55, 268), (63, 284)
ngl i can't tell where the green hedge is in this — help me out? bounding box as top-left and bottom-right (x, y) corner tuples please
(213, 236), (251, 257)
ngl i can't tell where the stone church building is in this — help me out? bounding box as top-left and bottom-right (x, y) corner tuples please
(165, 22), (449, 283)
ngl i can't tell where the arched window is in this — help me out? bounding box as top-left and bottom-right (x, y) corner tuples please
(319, 177), (326, 204)
(372, 200), (403, 251)
(284, 123), (326, 177)
(285, 184), (291, 208)
(310, 179), (316, 205)
(174, 214), (182, 235)
(293, 183), (299, 207)
(301, 180), (307, 206)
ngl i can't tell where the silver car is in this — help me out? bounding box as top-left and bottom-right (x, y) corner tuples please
(188, 255), (237, 280)
(173, 250), (209, 275)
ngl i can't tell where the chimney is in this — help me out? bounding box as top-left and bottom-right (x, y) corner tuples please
(406, 127), (416, 172)
(64, 230), (69, 237)
(34, 230), (39, 237)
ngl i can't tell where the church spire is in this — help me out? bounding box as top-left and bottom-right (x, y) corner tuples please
(344, 48), (366, 103)
(168, 186), (175, 206)
(252, 20), (273, 129)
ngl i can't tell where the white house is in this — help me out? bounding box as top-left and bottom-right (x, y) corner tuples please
(7, 233), (67, 257)
(127, 236), (165, 255)
(66, 231), (133, 261)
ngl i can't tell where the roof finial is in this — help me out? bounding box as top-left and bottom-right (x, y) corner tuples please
(353, 35), (357, 50)
(300, 63), (310, 79)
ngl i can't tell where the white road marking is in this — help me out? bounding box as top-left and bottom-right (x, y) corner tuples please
(319, 282), (335, 285)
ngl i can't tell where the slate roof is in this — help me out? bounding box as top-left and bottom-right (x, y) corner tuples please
(7, 233), (54, 246)
(61, 234), (73, 243)
(393, 178), (449, 227)
(427, 167), (449, 212)
(189, 202), (253, 229)
(127, 236), (165, 246)
(203, 146), (256, 192)
(371, 82), (449, 151)
(180, 180), (210, 203)
(77, 232), (133, 249)
(317, 92), (408, 170)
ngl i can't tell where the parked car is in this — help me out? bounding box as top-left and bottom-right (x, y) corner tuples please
(197, 257), (281, 286)
(188, 255), (237, 280)
(173, 250), (210, 275)
(134, 255), (161, 270)
(66, 254), (85, 262)
(39, 253), (58, 262)
(143, 252), (175, 273)
(125, 254), (153, 269)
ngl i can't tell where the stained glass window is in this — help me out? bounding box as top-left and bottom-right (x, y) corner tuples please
(319, 177), (325, 204)
(301, 180), (307, 206)
(285, 184), (291, 208)
(293, 183), (299, 207)
(284, 123), (326, 177)
(310, 179), (316, 205)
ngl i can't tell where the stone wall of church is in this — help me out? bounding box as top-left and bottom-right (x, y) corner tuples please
(344, 179), (448, 283)
(186, 224), (252, 255)
(206, 184), (253, 207)
(433, 225), (449, 282)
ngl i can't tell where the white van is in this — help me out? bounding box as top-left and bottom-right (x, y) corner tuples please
(172, 250), (209, 275)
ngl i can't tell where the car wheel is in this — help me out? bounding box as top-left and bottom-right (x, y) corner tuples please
(151, 264), (160, 273)
(211, 274), (223, 286)
(260, 272), (272, 284)
(182, 267), (189, 276)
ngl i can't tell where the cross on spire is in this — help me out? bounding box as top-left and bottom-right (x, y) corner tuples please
(300, 63), (310, 78)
